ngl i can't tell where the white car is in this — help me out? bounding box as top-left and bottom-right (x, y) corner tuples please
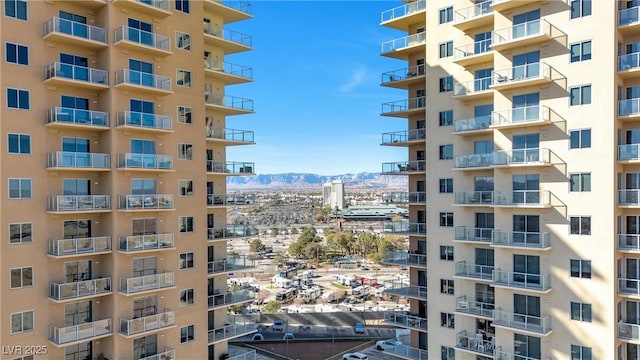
(376, 339), (402, 351)
(342, 352), (368, 360)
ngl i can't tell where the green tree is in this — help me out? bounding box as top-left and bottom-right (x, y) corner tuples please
(272, 251), (287, 268)
(289, 226), (319, 258)
(249, 239), (266, 253)
(270, 227), (280, 237)
(290, 227), (299, 235)
(262, 300), (281, 314)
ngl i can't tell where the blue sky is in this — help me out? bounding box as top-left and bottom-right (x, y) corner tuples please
(226, 1), (408, 175)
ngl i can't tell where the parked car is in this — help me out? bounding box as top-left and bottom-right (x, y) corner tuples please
(272, 320), (284, 331)
(376, 339), (402, 351)
(283, 332), (295, 340)
(251, 333), (264, 341)
(353, 322), (365, 334)
(342, 352), (368, 360)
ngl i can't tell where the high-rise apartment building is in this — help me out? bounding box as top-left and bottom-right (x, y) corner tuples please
(323, 180), (345, 211)
(378, 0), (639, 359)
(0, 1), (258, 359)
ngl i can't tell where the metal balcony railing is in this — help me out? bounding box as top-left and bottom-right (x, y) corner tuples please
(203, 23), (253, 47)
(454, 261), (494, 280)
(492, 269), (551, 291)
(205, 93), (254, 112)
(45, 62), (108, 85)
(454, 226), (492, 242)
(130, 0), (170, 11)
(114, 25), (170, 51)
(619, 98), (640, 116)
(115, 69), (172, 91)
(119, 272), (175, 294)
(492, 230), (550, 249)
(455, 330), (496, 356)
(382, 281), (427, 298)
(208, 289), (255, 309)
(382, 250), (426, 266)
(208, 322), (256, 343)
(381, 191), (426, 204)
(381, 0), (426, 22)
(119, 233), (175, 252)
(620, 6), (640, 26)
(208, 256), (255, 275)
(206, 127), (254, 143)
(381, 96), (425, 114)
(618, 234), (640, 251)
(139, 347), (175, 360)
(118, 194), (174, 210)
(46, 107), (109, 128)
(492, 19), (551, 46)
(48, 236), (112, 256)
(381, 129), (425, 144)
(383, 221), (426, 235)
(492, 105), (549, 126)
(453, 115), (492, 133)
(455, 296), (495, 318)
(619, 321), (640, 341)
(619, 144), (640, 161)
(208, 225), (258, 240)
(381, 32), (426, 53)
(454, 0), (493, 24)
(117, 153), (173, 170)
(206, 160), (254, 174)
(492, 62), (551, 86)
(381, 64), (425, 84)
(383, 310), (427, 331)
(227, 349), (257, 360)
(47, 151), (110, 169)
(207, 0), (252, 15)
(44, 17), (107, 43)
(48, 195), (110, 212)
(454, 148), (551, 169)
(116, 111), (172, 131)
(618, 278), (640, 296)
(382, 343), (428, 360)
(381, 160), (426, 174)
(619, 52), (640, 71)
(204, 58), (253, 80)
(49, 319), (112, 345)
(493, 308), (551, 334)
(49, 277), (111, 300)
(120, 309), (175, 336)
(207, 193), (256, 206)
(453, 77), (492, 97)
(454, 39), (493, 61)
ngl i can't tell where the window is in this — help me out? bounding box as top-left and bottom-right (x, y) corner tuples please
(4, 0), (27, 20)
(440, 245), (454, 261)
(180, 288), (195, 307)
(439, 110), (453, 126)
(176, 69), (191, 88)
(439, 212), (453, 227)
(9, 222), (32, 244)
(177, 106), (192, 124)
(570, 0), (591, 19)
(8, 178), (31, 199)
(570, 259), (592, 278)
(180, 324), (195, 343)
(179, 216), (194, 233)
(175, 0), (190, 13)
(441, 346), (455, 360)
(10, 266), (32, 288)
(10, 310), (33, 334)
(439, 144), (453, 160)
(439, 6), (453, 24)
(570, 129), (591, 149)
(439, 41), (453, 58)
(439, 76), (453, 92)
(7, 133), (30, 154)
(570, 41), (591, 62)
(5, 42), (28, 65)
(6, 88), (29, 109)
(439, 178), (453, 193)
(571, 345), (592, 360)
(570, 216), (591, 235)
(177, 143), (193, 160)
(570, 173), (591, 192)
(440, 312), (455, 328)
(570, 85), (591, 106)
(175, 31), (191, 50)
(179, 179), (193, 196)
(180, 252), (194, 270)
(440, 279), (454, 295)
(66, 342), (91, 360)
(570, 302), (592, 322)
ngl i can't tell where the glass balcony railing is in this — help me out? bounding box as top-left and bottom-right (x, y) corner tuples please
(114, 25), (170, 52)
(454, 0), (493, 24)
(454, 261), (493, 280)
(383, 310), (427, 331)
(619, 98), (640, 116)
(381, 64), (425, 84)
(120, 309), (175, 336)
(382, 343), (428, 360)
(208, 289), (255, 309)
(208, 255), (255, 275)
(381, 32), (426, 53)
(208, 225), (258, 241)
(454, 148), (551, 169)
(206, 0), (252, 15)
(49, 277), (111, 300)
(455, 330), (496, 356)
(381, 96), (426, 114)
(454, 153), (493, 169)
(119, 233), (174, 252)
(453, 115), (492, 133)
(203, 23), (253, 47)
(115, 69), (172, 92)
(492, 105), (549, 127)
(493, 308), (551, 334)
(207, 193), (256, 206)
(455, 296), (495, 318)
(205, 93), (254, 112)
(493, 190), (551, 206)
(618, 189), (640, 206)
(204, 58), (253, 80)
(454, 226), (492, 242)
(619, 144), (640, 160)
(383, 221), (426, 235)
(118, 194), (174, 210)
(45, 62), (108, 86)
(49, 319), (112, 345)
(140, 347), (175, 360)
(381, 129), (426, 144)
(492, 19), (551, 46)
(208, 322), (256, 344)
(618, 278), (640, 296)
(492, 269), (551, 291)
(381, 0), (426, 23)
(48, 195), (110, 212)
(495, 350), (544, 360)
(119, 272), (175, 294)
(382, 281), (427, 299)
(126, 0), (170, 12)
(381, 160), (426, 174)
(382, 250), (426, 266)
(492, 62), (551, 86)
(206, 160), (254, 174)
(618, 234), (640, 251)
(381, 191), (426, 204)
(44, 17), (107, 44)
(453, 77), (493, 97)
(454, 39), (493, 61)
(228, 349), (257, 360)
(620, 6), (640, 26)
(619, 52), (640, 71)
(116, 111), (172, 131)
(46, 107), (109, 128)
(117, 153), (173, 170)
(206, 127), (255, 143)
(47, 151), (110, 169)
(48, 236), (112, 257)
(492, 230), (550, 249)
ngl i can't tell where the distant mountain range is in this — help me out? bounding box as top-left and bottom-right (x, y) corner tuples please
(226, 172), (407, 190)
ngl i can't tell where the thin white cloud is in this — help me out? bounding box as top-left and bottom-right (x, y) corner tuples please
(339, 67), (367, 93)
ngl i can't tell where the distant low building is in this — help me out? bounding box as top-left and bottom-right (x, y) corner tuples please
(334, 205), (408, 221)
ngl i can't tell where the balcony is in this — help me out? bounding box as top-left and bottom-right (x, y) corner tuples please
(207, 160), (254, 175)
(115, 69), (172, 95)
(619, 321), (640, 341)
(204, 0), (252, 24)
(119, 233), (174, 253)
(206, 127), (255, 145)
(495, 351), (548, 360)
(117, 153), (173, 171)
(48, 236), (112, 258)
(493, 308), (551, 335)
(45, 107), (109, 130)
(455, 330), (496, 357)
(491, 105), (550, 129)
(491, 19), (553, 51)
(619, 99), (640, 120)
(454, 226), (492, 244)
(119, 272), (175, 295)
(492, 269), (551, 293)
(383, 221), (426, 236)
(618, 190), (640, 207)
(383, 311), (427, 332)
(43, 17), (107, 48)
(228, 349), (257, 360)
(382, 250), (426, 267)
(117, 194), (174, 211)
(49, 319), (112, 346)
(491, 0), (549, 12)
(207, 193), (256, 206)
(453, 115), (492, 135)
(454, 261), (493, 282)
(454, 148), (552, 170)
(48, 195), (110, 213)
(493, 190), (552, 207)
(44, 62), (108, 90)
(208, 289), (256, 309)
(47, 151), (110, 171)
(112, 0), (171, 17)
(454, 191), (494, 206)
(381, 32), (426, 60)
(491, 62), (553, 91)
(208, 322), (257, 344)
(619, 6), (640, 33)
(382, 281), (426, 300)
(381, 64), (426, 89)
(619, 144), (640, 162)
(492, 231), (551, 250)
(381, 343), (428, 360)
(204, 58), (253, 84)
(619, 52), (640, 78)
(380, 0), (426, 31)
(455, 296), (494, 319)
(453, 153), (493, 170)
(453, 77), (493, 100)
(619, 234), (640, 252)
(203, 24), (252, 54)
(49, 277), (111, 302)
(381, 160), (425, 175)
(381, 97), (426, 117)
(453, 39), (494, 67)
(208, 225), (258, 241)
(116, 111), (172, 132)
(113, 26), (171, 56)
(120, 309), (175, 337)
(139, 347), (175, 360)
(618, 278), (640, 298)
(381, 191), (426, 204)
(381, 129), (425, 146)
(208, 256), (255, 275)
(453, 0), (493, 31)
(205, 93), (254, 115)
